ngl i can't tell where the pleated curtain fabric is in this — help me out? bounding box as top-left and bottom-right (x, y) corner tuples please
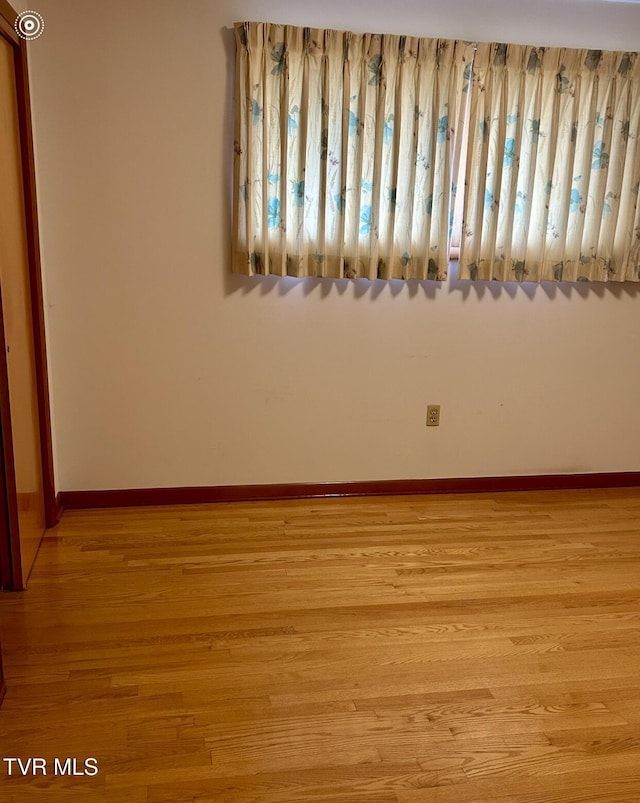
(233, 22), (474, 280)
(459, 44), (640, 283)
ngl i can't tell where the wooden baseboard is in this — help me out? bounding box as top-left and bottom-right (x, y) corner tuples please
(57, 472), (640, 510)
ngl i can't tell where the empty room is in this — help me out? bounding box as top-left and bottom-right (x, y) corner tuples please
(2, 0), (640, 800)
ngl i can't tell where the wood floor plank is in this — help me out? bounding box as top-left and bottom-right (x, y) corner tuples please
(2, 488), (640, 800)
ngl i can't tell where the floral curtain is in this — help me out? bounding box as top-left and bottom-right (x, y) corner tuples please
(233, 22), (474, 280)
(459, 43), (640, 283)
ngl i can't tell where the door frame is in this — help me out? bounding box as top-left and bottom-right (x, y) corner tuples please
(0, 0), (59, 590)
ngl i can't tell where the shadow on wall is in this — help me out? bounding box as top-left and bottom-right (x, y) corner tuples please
(223, 260), (640, 303)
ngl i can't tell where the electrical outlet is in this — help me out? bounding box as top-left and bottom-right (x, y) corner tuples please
(426, 404), (441, 427)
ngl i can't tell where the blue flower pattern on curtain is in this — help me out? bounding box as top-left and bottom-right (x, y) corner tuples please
(234, 26), (640, 284)
(233, 22), (473, 279)
(459, 44), (640, 283)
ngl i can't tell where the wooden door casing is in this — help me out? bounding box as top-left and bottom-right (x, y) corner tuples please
(0, 0), (58, 592)
(0, 31), (46, 584)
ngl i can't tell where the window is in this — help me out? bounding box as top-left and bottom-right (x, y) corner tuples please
(233, 23), (640, 284)
(458, 44), (640, 282)
(233, 22), (473, 280)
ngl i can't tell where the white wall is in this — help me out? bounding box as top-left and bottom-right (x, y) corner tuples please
(27, 0), (640, 491)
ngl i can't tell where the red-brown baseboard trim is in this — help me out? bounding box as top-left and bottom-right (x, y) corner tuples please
(58, 472), (640, 510)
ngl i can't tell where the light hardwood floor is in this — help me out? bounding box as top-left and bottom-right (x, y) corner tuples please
(2, 488), (640, 801)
